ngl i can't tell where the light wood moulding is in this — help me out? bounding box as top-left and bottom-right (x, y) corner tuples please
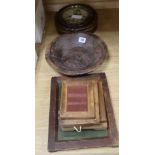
(59, 80), (95, 119)
(59, 80), (108, 130)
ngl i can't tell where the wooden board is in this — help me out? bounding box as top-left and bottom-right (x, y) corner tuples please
(61, 122), (108, 131)
(44, 0), (119, 12)
(58, 125), (108, 141)
(98, 81), (107, 122)
(48, 73), (118, 152)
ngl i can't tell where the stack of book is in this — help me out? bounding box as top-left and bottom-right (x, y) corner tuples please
(59, 79), (108, 132)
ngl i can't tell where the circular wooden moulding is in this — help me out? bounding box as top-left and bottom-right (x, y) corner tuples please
(55, 4), (97, 34)
(45, 33), (107, 76)
(55, 20), (97, 34)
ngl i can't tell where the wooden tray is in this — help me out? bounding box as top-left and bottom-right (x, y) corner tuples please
(45, 33), (107, 76)
(48, 73), (119, 152)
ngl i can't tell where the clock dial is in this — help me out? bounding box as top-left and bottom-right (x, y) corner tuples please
(62, 7), (89, 24)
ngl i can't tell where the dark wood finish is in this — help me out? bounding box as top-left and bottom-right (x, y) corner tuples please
(48, 73), (118, 152)
(55, 4), (97, 34)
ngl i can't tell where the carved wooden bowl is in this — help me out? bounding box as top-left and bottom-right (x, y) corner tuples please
(45, 33), (107, 76)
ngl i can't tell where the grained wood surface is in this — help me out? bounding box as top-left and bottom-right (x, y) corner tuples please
(45, 33), (107, 75)
(43, 0), (119, 12)
(62, 122), (108, 131)
(98, 81), (107, 122)
(36, 9), (119, 155)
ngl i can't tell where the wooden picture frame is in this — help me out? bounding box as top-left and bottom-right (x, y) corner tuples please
(61, 81), (108, 131)
(60, 80), (102, 128)
(48, 73), (118, 152)
(60, 80), (95, 119)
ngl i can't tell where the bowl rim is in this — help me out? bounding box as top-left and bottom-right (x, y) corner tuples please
(45, 33), (108, 76)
